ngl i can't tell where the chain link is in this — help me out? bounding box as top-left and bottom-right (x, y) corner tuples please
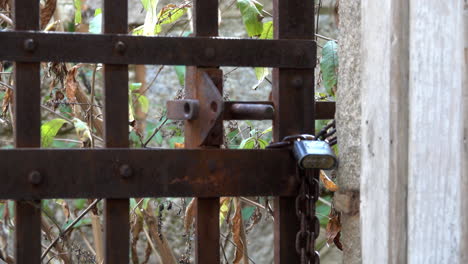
(295, 168), (320, 264)
(268, 134), (321, 264)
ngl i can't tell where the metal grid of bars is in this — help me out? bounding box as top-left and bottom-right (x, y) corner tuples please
(0, 0), (326, 263)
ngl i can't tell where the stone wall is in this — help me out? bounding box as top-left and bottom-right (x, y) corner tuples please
(336, 1), (362, 264)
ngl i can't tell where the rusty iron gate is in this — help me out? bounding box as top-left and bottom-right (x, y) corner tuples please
(0, 0), (334, 263)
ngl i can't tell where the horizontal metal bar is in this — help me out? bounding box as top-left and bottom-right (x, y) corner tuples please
(316, 101), (335, 120)
(167, 101), (334, 120)
(224, 102), (274, 120)
(0, 149), (298, 199)
(223, 101), (335, 120)
(0, 31), (316, 68)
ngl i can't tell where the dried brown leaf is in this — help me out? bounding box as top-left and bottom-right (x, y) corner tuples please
(184, 198), (196, 232)
(1, 88), (12, 116)
(219, 197), (231, 223)
(40, 0), (57, 29)
(174, 142), (184, 149)
(131, 215), (143, 264)
(0, 0), (8, 9)
(141, 240), (152, 264)
(334, 231), (343, 251)
(326, 209), (341, 247)
(48, 62), (68, 86)
(320, 170), (339, 192)
(3, 201), (10, 227)
(65, 65), (81, 116)
(232, 198), (245, 264)
(62, 200), (70, 222)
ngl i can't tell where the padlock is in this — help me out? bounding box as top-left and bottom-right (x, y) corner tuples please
(292, 140), (338, 170)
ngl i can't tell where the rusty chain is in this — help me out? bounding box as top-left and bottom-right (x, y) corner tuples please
(267, 134), (321, 264)
(295, 168), (320, 264)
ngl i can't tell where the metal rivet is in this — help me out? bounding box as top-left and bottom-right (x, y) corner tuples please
(119, 164), (132, 178)
(291, 76), (303, 88)
(23, 38), (36, 52)
(204, 47), (215, 59)
(115, 41), (127, 54)
(28, 171), (42, 185)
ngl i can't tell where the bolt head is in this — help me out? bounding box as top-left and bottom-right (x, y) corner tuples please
(291, 76), (304, 88)
(115, 41), (127, 54)
(23, 39), (36, 52)
(28, 171), (42, 185)
(119, 164), (132, 178)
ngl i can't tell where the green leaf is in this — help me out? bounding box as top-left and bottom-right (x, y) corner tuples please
(241, 206), (255, 221)
(259, 21), (273, 39)
(174, 65), (186, 86)
(74, 199), (87, 210)
(237, 0), (264, 37)
(130, 82), (142, 91)
(155, 131), (163, 145)
(50, 140), (80, 148)
(260, 126), (272, 135)
(134, 93), (149, 114)
(41, 119), (68, 148)
(316, 196), (332, 227)
(72, 118), (92, 144)
(89, 9), (102, 34)
(140, 0), (151, 11)
(315, 119), (330, 135)
(169, 136), (184, 148)
(132, 25), (145, 35)
(62, 218), (92, 230)
(320, 41), (339, 97)
(154, 4), (189, 34)
(129, 130), (142, 147)
(74, 0), (82, 24)
(227, 130), (239, 141)
(239, 137), (255, 149)
(142, 0), (160, 36)
(252, 67), (269, 90)
(257, 138), (268, 149)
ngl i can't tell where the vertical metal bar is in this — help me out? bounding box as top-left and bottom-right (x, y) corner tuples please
(13, 0), (41, 263)
(272, 0), (315, 263)
(103, 0), (129, 263)
(188, 1), (220, 263)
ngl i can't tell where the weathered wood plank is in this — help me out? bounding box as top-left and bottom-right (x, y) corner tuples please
(407, 1), (465, 263)
(361, 0), (409, 263)
(462, 5), (468, 263)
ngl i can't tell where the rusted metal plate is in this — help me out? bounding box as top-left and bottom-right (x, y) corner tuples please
(273, 0), (316, 263)
(185, 68), (224, 147)
(103, 0), (130, 263)
(0, 149), (298, 199)
(189, 71), (223, 145)
(0, 31), (316, 68)
(13, 0), (42, 263)
(167, 99), (200, 120)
